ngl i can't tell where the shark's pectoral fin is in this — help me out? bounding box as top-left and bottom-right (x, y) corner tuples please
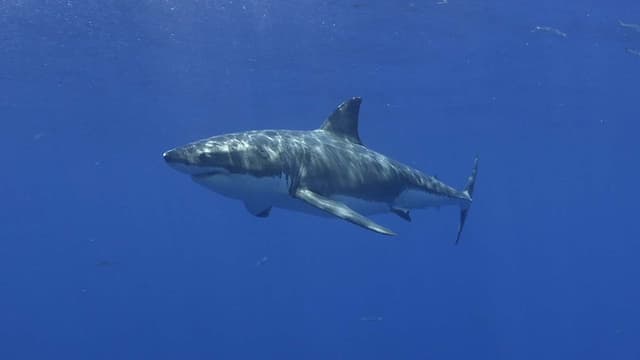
(391, 207), (411, 222)
(244, 201), (272, 218)
(293, 188), (396, 236)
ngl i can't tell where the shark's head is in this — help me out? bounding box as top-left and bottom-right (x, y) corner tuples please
(163, 133), (283, 179)
(163, 137), (237, 178)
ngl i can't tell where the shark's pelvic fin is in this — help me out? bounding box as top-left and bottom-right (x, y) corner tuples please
(294, 188), (396, 236)
(320, 97), (363, 145)
(255, 208), (271, 218)
(391, 207), (411, 222)
(456, 156), (479, 244)
(244, 201), (272, 218)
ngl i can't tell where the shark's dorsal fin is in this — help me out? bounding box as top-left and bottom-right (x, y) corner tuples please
(320, 97), (363, 145)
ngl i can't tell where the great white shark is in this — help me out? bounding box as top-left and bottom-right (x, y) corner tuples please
(163, 97), (478, 243)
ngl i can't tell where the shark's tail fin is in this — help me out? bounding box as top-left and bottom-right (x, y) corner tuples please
(456, 156), (479, 244)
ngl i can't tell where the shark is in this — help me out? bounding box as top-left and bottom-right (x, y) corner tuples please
(618, 20), (640, 32)
(163, 97), (478, 242)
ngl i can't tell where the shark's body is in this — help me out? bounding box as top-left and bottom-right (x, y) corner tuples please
(619, 20), (640, 32)
(163, 97), (478, 242)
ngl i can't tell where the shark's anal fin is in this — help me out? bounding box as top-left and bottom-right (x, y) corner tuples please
(391, 207), (411, 222)
(294, 188), (396, 236)
(244, 201), (272, 218)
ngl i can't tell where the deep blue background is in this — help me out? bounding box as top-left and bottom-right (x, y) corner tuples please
(1, 0), (639, 359)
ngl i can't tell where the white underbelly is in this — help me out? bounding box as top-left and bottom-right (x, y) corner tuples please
(193, 173), (289, 202)
(394, 189), (455, 209)
(193, 173), (391, 216)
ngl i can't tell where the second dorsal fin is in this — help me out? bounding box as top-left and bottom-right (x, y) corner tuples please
(320, 97), (363, 145)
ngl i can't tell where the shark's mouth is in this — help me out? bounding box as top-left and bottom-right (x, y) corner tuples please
(191, 168), (230, 179)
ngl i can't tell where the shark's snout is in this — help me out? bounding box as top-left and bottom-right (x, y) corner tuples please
(163, 148), (197, 175)
(163, 146), (231, 176)
(163, 149), (183, 164)
(162, 149), (189, 166)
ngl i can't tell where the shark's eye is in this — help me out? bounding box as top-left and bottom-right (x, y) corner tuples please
(198, 152), (227, 165)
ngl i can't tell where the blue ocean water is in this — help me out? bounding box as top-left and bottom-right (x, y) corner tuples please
(2, 0), (639, 358)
